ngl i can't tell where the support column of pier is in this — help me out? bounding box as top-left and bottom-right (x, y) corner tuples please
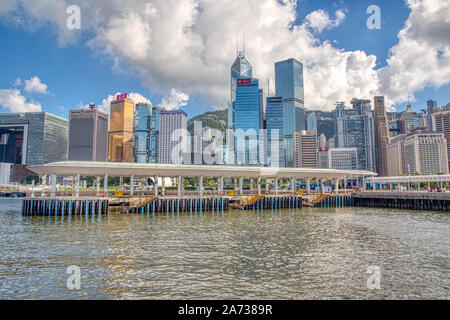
(50, 174), (56, 197)
(178, 176), (183, 197)
(307, 178), (311, 194)
(220, 176), (224, 194)
(104, 174), (108, 197)
(239, 176), (243, 196)
(344, 177), (347, 193)
(321, 179), (325, 194)
(155, 176), (159, 196)
(257, 177), (261, 195)
(96, 176), (100, 196)
(291, 177), (295, 193)
(41, 174), (47, 196)
(130, 174), (134, 197)
(162, 177), (165, 196)
(76, 173), (80, 198)
(200, 176), (204, 196)
(275, 177), (279, 196)
(362, 176), (366, 191)
(31, 179), (35, 198)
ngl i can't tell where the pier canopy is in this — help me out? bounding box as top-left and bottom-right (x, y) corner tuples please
(367, 175), (450, 184)
(28, 161), (376, 180)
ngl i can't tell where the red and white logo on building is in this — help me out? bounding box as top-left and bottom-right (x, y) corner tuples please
(116, 93), (128, 100)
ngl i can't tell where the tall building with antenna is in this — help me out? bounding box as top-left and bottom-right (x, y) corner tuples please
(229, 34), (253, 130)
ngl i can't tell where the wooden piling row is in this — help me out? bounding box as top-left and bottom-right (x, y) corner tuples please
(127, 197), (230, 214)
(354, 196), (450, 211)
(22, 198), (109, 216)
(314, 195), (355, 208)
(242, 196), (303, 210)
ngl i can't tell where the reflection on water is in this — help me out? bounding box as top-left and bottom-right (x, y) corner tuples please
(0, 198), (448, 299)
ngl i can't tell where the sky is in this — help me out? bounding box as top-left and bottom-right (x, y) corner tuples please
(0, 0), (449, 120)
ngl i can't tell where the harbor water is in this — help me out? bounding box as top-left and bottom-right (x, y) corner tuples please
(0, 198), (448, 299)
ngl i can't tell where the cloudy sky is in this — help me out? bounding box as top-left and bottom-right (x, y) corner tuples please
(0, 0), (449, 118)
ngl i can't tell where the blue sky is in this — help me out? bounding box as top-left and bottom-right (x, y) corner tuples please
(0, 0), (449, 119)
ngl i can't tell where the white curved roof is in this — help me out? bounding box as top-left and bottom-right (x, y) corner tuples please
(28, 161), (377, 179)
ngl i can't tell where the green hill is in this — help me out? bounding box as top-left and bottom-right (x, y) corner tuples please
(187, 109), (228, 134)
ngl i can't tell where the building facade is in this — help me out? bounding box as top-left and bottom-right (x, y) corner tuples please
(335, 100), (376, 172)
(386, 134), (406, 176)
(159, 110), (187, 164)
(399, 104), (420, 134)
(373, 96), (390, 176)
(108, 96), (135, 162)
(0, 112), (68, 165)
(403, 132), (448, 175)
(275, 58), (305, 133)
(68, 108), (108, 161)
(293, 130), (317, 168)
(149, 106), (164, 163)
(433, 111), (450, 170)
(265, 96), (285, 167)
(427, 99), (437, 132)
(133, 103), (152, 163)
(234, 78), (263, 166)
(328, 148), (358, 170)
(306, 113), (317, 132)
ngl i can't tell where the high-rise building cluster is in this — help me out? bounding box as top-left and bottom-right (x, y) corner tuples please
(0, 48), (449, 183)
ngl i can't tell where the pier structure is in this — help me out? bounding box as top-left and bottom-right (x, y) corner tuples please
(26, 161), (376, 198)
(365, 175), (450, 192)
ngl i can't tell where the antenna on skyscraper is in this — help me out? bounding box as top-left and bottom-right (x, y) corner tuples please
(236, 32), (238, 56)
(243, 32), (246, 56)
(267, 79), (274, 97)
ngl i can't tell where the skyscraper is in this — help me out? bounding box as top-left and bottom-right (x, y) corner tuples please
(133, 103), (152, 163)
(387, 134), (406, 176)
(0, 112), (68, 165)
(328, 148), (358, 170)
(229, 51), (253, 130)
(335, 99), (376, 172)
(68, 106), (108, 162)
(404, 132), (448, 175)
(275, 58), (305, 133)
(427, 99), (437, 132)
(234, 78), (263, 166)
(159, 110), (187, 164)
(293, 130), (317, 168)
(373, 96), (390, 176)
(265, 96), (285, 167)
(399, 104), (420, 134)
(149, 106), (164, 163)
(306, 113), (317, 132)
(433, 111), (450, 170)
(108, 94), (135, 162)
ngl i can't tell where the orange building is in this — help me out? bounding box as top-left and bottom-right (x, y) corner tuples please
(108, 95), (135, 162)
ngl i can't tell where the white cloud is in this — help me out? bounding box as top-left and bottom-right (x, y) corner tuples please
(0, 0), (449, 111)
(0, 89), (42, 112)
(304, 9), (346, 33)
(24, 76), (48, 94)
(160, 88), (189, 110)
(81, 92), (152, 113)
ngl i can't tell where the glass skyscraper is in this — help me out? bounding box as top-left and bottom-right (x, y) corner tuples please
(306, 113), (317, 132)
(133, 103), (152, 163)
(234, 78), (262, 166)
(149, 106), (164, 163)
(335, 99), (376, 172)
(275, 58), (305, 134)
(265, 97), (285, 167)
(229, 52), (253, 130)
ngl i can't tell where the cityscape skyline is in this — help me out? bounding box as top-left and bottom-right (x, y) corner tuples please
(0, 1), (449, 120)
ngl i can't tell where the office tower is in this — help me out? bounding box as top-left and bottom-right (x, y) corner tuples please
(373, 96), (390, 176)
(328, 137), (335, 148)
(275, 58), (305, 133)
(234, 78), (263, 166)
(403, 132), (448, 175)
(229, 51), (253, 130)
(149, 106), (164, 163)
(265, 96), (285, 167)
(433, 111), (450, 170)
(306, 113), (317, 132)
(108, 95), (135, 162)
(335, 99), (376, 172)
(0, 112), (68, 165)
(386, 134), (406, 176)
(389, 119), (400, 137)
(318, 133), (327, 149)
(293, 130), (317, 168)
(328, 148), (358, 170)
(133, 103), (152, 163)
(399, 104), (420, 134)
(318, 148), (329, 169)
(427, 99), (437, 132)
(159, 110), (187, 164)
(68, 106), (108, 161)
